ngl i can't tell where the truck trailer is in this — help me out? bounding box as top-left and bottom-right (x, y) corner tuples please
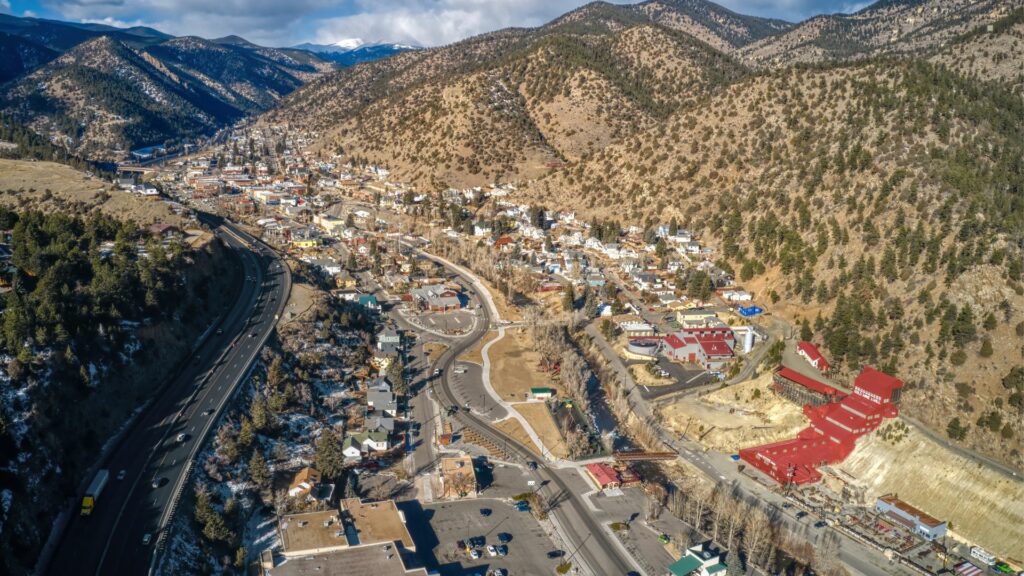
(81, 469), (110, 516)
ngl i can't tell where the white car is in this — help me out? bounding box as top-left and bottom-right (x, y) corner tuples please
(486, 545), (498, 557)
(469, 549), (481, 559)
(176, 433), (187, 443)
(116, 469), (127, 481)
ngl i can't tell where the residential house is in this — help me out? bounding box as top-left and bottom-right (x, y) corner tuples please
(352, 431), (390, 452)
(366, 380), (398, 417)
(721, 290), (752, 302)
(342, 437), (363, 462)
(287, 467), (323, 498)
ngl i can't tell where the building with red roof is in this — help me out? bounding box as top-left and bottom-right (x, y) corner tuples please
(773, 367), (844, 407)
(740, 366), (903, 486)
(585, 463), (621, 489)
(663, 329), (735, 370)
(796, 341), (830, 372)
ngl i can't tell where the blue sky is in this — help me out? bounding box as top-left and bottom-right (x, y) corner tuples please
(1, 0), (872, 47)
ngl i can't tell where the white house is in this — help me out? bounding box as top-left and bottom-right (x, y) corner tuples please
(722, 290), (753, 302)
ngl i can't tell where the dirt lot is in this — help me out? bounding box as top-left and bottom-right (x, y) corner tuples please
(477, 275), (523, 322)
(839, 427), (1024, 560)
(458, 330), (498, 365)
(423, 342), (450, 359)
(494, 417), (538, 456)
(0, 159), (187, 226)
(488, 328), (561, 402)
(659, 372), (807, 453)
(512, 402), (567, 459)
(279, 282), (319, 327)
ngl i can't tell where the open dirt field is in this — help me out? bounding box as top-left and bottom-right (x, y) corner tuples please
(279, 282), (318, 327)
(512, 402), (567, 459)
(659, 372), (806, 453)
(494, 417), (538, 456)
(477, 275), (523, 322)
(458, 330), (498, 365)
(839, 427), (1024, 561)
(489, 329), (562, 402)
(423, 342), (450, 359)
(0, 159), (187, 226)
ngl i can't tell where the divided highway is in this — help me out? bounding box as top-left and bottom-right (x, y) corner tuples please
(44, 217), (290, 576)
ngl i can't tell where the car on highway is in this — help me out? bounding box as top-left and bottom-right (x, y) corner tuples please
(795, 511), (808, 519)
(151, 477), (167, 488)
(116, 469), (126, 481)
(814, 520), (828, 528)
(142, 533), (152, 546)
(202, 409), (214, 416)
(250, 332), (257, 337)
(176, 433), (187, 442)
(215, 328), (223, 335)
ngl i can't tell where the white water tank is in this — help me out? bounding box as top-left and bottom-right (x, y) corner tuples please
(743, 329), (754, 354)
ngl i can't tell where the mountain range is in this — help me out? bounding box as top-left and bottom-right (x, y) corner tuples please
(291, 39), (416, 67)
(0, 14), (410, 158)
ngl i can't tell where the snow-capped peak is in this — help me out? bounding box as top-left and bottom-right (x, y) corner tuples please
(332, 38), (364, 50)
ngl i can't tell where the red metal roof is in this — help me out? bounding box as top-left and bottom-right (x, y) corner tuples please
(796, 341), (830, 371)
(585, 463), (620, 488)
(853, 366), (904, 403)
(699, 339), (733, 358)
(664, 334), (686, 350)
(775, 367), (842, 398)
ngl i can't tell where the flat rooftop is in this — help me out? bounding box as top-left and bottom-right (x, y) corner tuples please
(341, 498), (415, 549)
(279, 510), (347, 557)
(878, 494), (944, 528)
(267, 543), (428, 576)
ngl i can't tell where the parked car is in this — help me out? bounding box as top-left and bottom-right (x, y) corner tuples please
(496, 545), (508, 557)
(480, 508), (492, 517)
(469, 549), (481, 560)
(486, 545), (498, 557)
(547, 550), (564, 559)
(796, 511), (808, 519)
(527, 461), (538, 470)
(497, 533), (512, 543)
(659, 534), (670, 544)
(814, 520), (828, 528)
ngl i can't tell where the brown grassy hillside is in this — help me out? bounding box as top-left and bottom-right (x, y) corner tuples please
(517, 59), (1024, 467)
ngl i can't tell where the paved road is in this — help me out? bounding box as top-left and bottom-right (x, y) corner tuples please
(411, 248), (641, 576)
(44, 217), (290, 576)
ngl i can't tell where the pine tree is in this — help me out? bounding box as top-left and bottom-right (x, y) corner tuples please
(316, 428), (346, 479)
(249, 450), (270, 488)
(726, 549), (744, 576)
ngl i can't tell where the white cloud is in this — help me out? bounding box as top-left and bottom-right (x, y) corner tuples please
(0, 0), (11, 14)
(312, 0), (625, 47)
(80, 16), (151, 28)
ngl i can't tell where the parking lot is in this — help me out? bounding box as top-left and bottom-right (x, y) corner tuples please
(400, 498), (561, 576)
(633, 357), (715, 400)
(418, 309), (478, 334)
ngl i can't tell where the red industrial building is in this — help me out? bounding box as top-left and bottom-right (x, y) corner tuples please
(663, 327), (736, 370)
(773, 367), (843, 406)
(740, 366), (904, 486)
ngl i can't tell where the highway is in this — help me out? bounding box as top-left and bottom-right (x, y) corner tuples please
(43, 216), (290, 576)
(411, 248), (640, 576)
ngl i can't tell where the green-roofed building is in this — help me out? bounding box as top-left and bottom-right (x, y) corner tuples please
(668, 555), (703, 576)
(668, 542), (727, 576)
